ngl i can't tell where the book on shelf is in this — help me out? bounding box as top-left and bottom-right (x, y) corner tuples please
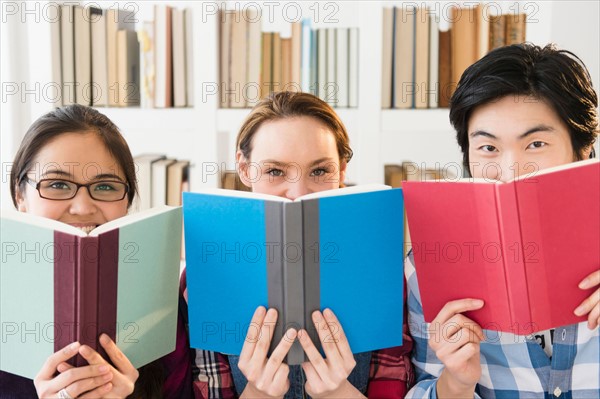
(116, 29), (140, 107)
(451, 6), (478, 99)
(325, 28), (337, 106)
(505, 13), (527, 45)
(60, 4), (75, 106)
(172, 8), (187, 108)
(301, 19), (312, 93)
(154, 4), (173, 108)
(281, 38), (293, 91)
(393, 6), (414, 109)
(74, 5), (93, 105)
(428, 16), (439, 110)
(90, 7), (108, 107)
(381, 7), (393, 109)
(489, 14), (506, 50)
(152, 158), (176, 207)
(0, 206), (182, 379)
(336, 28), (349, 108)
(438, 29), (452, 108)
(272, 32), (282, 93)
(317, 29), (327, 100)
(184, 185), (405, 364)
(230, 10), (248, 108)
(348, 28), (359, 108)
(184, 9), (195, 107)
(49, 5), (62, 107)
(139, 21), (155, 109)
(291, 21), (302, 91)
(414, 7), (430, 109)
(132, 154), (166, 212)
(403, 159), (600, 334)
(246, 7), (262, 106)
(167, 161), (191, 206)
(219, 9), (232, 108)
(106, 7), (136, 107)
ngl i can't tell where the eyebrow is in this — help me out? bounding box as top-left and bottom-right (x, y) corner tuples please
(260, 158), (336, 168)
(469, 124), (555, 140)
(43, 169), (124, 182)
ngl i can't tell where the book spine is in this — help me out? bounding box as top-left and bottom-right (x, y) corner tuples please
(54, 232), (78, 362)
(265, 201), (285, 359)
(301, 199), (321, 360)
(97, 230), (120, 362)
(495, 184), (532, 334)
(281, 202), (306, 365)
(76, 236), (100, 365)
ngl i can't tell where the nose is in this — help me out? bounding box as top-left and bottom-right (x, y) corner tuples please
(284, 178), (312, 200)
(68, 187), (98, 215)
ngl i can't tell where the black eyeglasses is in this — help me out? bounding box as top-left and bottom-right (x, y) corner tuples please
(24, 177), (129, 202)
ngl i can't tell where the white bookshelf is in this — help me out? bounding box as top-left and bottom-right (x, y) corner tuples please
(2, 1), (599, 208)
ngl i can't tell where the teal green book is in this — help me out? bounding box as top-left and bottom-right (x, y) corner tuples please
(1, 206), (182, 379)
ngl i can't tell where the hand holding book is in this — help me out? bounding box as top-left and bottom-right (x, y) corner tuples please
(575, 270), (600, 330)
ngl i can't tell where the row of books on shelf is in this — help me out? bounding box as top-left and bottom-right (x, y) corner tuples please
(51, 4), (193, 108)
(219, 9), (359, 109)
(132, 154), (190, 212)
(3, 159), (598, 377)
(382, 5), (526, 109)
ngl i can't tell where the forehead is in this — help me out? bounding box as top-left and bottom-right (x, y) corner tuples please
(32, 132), (124, 178)
(250, 116), (338, 161)
(468, 95), (566, 136)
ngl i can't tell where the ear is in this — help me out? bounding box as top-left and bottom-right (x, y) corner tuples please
(338, 161), (348, 187)
(236, 150), (253, 189)
(15, 186), (27, 212)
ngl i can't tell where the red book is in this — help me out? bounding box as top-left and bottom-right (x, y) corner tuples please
(403, 159), (599, 334)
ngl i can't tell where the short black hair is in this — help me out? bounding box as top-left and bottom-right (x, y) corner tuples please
(450, 43), (598, 171)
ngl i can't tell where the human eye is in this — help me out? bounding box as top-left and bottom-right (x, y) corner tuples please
(93, 181), (119, 191)
(527, 141), (547, 149)
(265, 168), (284, 177)
(43, 180), (73, 190)
(310, 167), (328, 177)
(478, 144), (498, 153)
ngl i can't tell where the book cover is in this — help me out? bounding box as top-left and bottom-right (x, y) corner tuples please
(184, 185), (405, 365)
(403, 159), (600, 334)
(1, 206), (182, 379)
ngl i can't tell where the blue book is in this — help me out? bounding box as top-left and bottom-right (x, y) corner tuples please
(184, 185), (404, 364)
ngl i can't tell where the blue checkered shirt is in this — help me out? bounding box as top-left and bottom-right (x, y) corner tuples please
(404, 252), (600, 399)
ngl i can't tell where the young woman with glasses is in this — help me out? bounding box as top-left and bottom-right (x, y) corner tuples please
(3, 104), (193, 399)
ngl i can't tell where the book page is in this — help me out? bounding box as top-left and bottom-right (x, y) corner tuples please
(296, 184), (390, 201)
(1, 209), (85, 237)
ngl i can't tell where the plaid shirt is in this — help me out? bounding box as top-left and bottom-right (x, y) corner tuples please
(181, 269), (414, 398)
(404, 252), (600, 399)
